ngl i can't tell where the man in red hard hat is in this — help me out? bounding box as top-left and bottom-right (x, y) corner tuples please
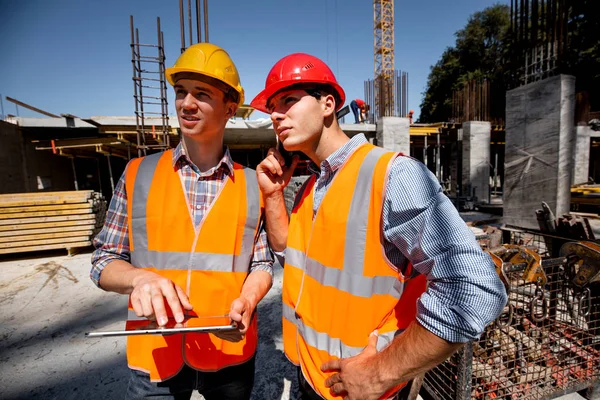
(251, 53), (506, 400)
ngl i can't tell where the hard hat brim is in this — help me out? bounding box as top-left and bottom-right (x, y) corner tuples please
(250, 79), (346, 114)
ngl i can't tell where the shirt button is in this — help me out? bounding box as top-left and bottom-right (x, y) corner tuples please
(195, 205), (201, 210)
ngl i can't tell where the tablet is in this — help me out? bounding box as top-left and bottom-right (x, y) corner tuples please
(85, 315), (237, 338)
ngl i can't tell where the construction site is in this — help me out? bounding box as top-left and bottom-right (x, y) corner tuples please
(0, 0), (599, 399)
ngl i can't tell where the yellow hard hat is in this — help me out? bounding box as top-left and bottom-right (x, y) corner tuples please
(165, 43), (244, 105)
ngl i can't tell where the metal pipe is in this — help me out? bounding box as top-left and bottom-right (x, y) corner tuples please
(95, 158), (103, 196)
(494, 152), (498, 195)
(436, 132), (441, 182)
(423, 135), (427, 166)
(106, 154), (115, 195)
(188, 0), (193, 46)
(179, 0), (185, 52)
(196, 0), (202, 43)
(136, 28), (146, 156)
(130, 16), (142, 158)
(71, 157), (79, 191)
(203, 0), (209, 42)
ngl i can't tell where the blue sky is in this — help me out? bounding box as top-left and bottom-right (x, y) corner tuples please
(0, 0), (507, 121)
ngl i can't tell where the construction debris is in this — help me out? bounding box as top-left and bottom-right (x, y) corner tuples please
(423, 231), (600, 400)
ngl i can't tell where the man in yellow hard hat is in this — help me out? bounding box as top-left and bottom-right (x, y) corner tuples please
(91, 43), (273, 399)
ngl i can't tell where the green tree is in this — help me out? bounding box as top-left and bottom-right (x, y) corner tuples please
(420, 1), (600, 122)
(419, 4), (510, 123)
(567, 0), (600, 110)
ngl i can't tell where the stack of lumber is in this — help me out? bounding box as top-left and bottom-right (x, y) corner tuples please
(0, 190), (106, 255)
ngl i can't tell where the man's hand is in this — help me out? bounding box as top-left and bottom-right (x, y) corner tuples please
(256, 147), (299, 197)
(129, 270), (193, 327)
(213, 297), (255, 343)
(321, 331), (386, 400)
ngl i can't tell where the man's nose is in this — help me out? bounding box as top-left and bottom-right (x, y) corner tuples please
(270, 110), (284, 123)
(181, 93), (197, 110)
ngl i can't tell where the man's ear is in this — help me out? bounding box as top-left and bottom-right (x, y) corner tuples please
(225, 102), (238, 120)
(322, 94), (336, 118)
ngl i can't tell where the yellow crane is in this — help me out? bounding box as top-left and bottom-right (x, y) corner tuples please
(373, 0), (395, 117)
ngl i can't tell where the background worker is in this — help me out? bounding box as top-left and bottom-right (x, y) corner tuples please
(350, 98), (366, 123)
(91, 43), (273, 399)
(251, 53), (507, 400)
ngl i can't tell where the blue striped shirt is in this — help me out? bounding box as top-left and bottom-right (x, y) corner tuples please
(305, 134), (507, 342)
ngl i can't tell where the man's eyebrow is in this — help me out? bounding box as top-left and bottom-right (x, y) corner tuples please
(194, 85), (215, 94)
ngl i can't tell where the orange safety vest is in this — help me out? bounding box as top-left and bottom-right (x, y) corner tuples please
(282, 143), (427, 399)
(124, 150), (262, 382)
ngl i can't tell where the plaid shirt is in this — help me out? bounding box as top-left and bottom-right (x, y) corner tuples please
(91, 142), (273, 287)
(291, 134), (507, 342)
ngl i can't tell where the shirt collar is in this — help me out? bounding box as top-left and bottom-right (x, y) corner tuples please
(308, 134), (368, 175)
(172, 141), (234, 176)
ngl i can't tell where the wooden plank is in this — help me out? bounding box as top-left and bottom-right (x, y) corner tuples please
(0, 195), (92, 205)
(0, 190), (93, 199)
(0, 199), (91, 208)
(0, 208), (93, 220)
(0, 219), (96, 232)
(0, 235), (90, 249)
(0, 192), (94, 207)
(0, 214), (95, 226)
(0, 230), (93, 244)
(0, 224), (96, 237)
(0, 202), (92, 214)
(0, 241), (92, 255)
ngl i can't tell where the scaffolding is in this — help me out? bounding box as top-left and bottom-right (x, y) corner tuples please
(130, 15), (170, 157)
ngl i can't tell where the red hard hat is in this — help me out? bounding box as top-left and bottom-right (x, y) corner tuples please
(250, 53), (346, 113)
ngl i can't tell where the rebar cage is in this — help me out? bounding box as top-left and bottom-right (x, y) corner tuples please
(422, 228), (600, 400)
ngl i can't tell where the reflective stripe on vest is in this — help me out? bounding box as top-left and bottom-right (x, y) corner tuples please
(285, 247), (405, 298)
(282, 303), (398, 359)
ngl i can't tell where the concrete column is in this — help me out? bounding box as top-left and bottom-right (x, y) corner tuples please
(504, 74), (575, 229)
(573, 125), (591, 185)
(376, 117), (410, 154)
(462, 121), (491, 204)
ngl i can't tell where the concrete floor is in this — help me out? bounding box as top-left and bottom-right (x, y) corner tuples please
(0, 249), (297, 400)
(0, 248), (591, 400)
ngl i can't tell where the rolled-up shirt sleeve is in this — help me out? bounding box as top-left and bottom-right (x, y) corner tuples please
(250, 217), (274, 276)
(383, 156), (507, 343)
(90, 170), (131, 288)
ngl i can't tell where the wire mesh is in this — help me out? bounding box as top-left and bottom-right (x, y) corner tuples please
(423, 229), (600, 400)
